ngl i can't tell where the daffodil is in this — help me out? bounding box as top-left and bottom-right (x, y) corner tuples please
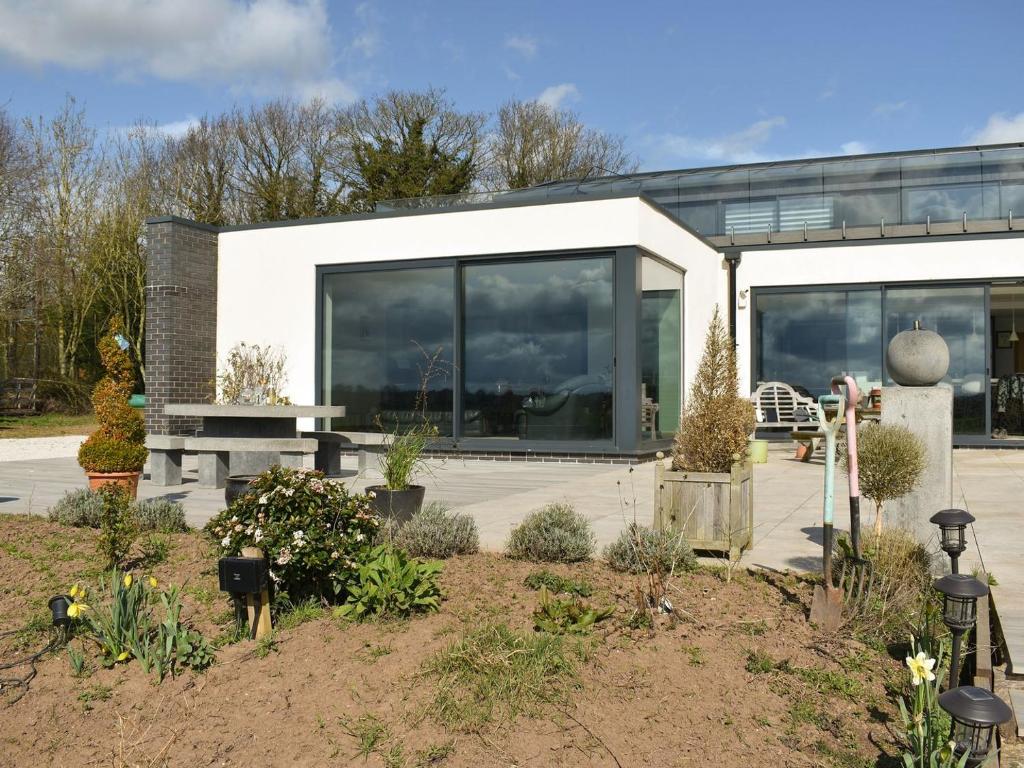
(67, 602), (89, 618)
(116, 651), (130, 662)
(906, 651), (936, 686)
(148, 576), (158, 588)
(69, 585), (80, 598)
(123, 573), (133, 588)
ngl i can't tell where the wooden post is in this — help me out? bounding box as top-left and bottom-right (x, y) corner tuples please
(654, 452), (666, 531)
(241, 546), (273, 639)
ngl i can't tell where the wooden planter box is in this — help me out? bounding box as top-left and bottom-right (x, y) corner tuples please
(653, 452), (754, 561)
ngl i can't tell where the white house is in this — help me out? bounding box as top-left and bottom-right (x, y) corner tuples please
(146, 141), (1024, 456)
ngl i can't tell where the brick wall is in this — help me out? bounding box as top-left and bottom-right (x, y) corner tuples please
(144, 217), (218, 435)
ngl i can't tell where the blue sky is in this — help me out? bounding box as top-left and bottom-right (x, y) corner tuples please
(1, 0), (1023, 171)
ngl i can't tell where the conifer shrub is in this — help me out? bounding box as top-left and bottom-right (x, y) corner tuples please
(672, 306), (755, 473)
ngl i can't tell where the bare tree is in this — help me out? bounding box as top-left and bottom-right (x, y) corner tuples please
(339, 88), (486, 211)
(24, 96), (104, 380)
(485, 99), (636, 190)
(91, 124), (174, 381)
(166, 115), (237, 226)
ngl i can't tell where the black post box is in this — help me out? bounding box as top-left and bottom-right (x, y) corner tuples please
(218, 556), (268, 594)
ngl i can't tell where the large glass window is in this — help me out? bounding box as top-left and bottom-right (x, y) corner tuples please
(462, 257), (614, 441)
(322, 267), (454, 433)
(755, 289), (883, 398)
(641, 257), (683, 439)
(884, 286), (987, 434)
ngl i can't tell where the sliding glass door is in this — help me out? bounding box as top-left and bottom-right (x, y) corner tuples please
(321, 265), (455, 433)
(461, 256), (614, 441)
(753, 282), (990, 437)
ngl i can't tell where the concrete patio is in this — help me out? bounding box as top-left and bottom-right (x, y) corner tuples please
(1, 439), (1021, 674)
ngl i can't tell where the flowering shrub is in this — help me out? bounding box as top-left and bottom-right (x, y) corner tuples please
(205, 466), (379, 602)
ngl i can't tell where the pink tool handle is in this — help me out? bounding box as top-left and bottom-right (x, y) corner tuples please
(831, 375), (859, 496)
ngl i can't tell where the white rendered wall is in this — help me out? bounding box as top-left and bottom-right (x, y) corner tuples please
(734, 236), (1024, 393)
(216, 197), (724, 431)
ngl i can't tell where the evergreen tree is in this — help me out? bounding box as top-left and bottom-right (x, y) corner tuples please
(672, 306), (755, 473)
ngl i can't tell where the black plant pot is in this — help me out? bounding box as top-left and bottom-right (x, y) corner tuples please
(367, 485), (426, 524)
(49, 594), (72, 627)
(225, 475), (259, 507)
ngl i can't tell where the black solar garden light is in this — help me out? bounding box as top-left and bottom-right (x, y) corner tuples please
(938, 685), (1012, 767)
(929, 508), (975, 574)
(934, 573), (989, 688)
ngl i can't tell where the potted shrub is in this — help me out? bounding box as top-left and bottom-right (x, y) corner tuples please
(654, 306), (756, 561)
(77, 317), (148, 498)
(367, 420), (436, 523)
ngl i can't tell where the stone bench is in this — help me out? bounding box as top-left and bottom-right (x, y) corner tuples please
(299, 431), (352, 475)
(183, 436), (318, 489)
(145, 435), (186, 486)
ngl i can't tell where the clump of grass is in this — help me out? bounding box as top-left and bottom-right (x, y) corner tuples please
(744, 649), (863, 700)
(276, 598), (326, 631)
(523, 569), (592, 597)
(603, 522), (697, 575)
(423, 623), (582, 730)
(393, 502), (479, 558)
(506, 503), (594, 563)
(340, 714), (389, 759)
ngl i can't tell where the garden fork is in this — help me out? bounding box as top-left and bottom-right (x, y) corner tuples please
(830, 375), (875, 610)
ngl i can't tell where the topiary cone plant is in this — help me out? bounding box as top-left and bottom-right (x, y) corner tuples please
(672, 305), (755, 473)
(77, 316), (148, 498)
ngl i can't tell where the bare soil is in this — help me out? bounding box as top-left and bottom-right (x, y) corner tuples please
(0, 514), (914, 767)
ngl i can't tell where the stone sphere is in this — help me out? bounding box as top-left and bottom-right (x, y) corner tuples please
(886, 321), (949, 386)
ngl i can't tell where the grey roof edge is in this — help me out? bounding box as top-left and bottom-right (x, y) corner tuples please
(150, 190), (718, 250)
(145, 215), (220, 233)
(719, 225), (1024, 254)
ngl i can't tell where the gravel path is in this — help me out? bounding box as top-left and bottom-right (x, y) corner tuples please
(0, 435), (86, 462)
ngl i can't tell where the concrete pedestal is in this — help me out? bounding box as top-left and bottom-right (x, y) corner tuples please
(149, 450), (182, 486)
(881, 385), (953, 540)
(198, 451), (229, 489)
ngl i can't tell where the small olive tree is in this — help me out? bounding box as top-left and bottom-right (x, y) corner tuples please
(672, 306), (755, 473)
(843, 423), (926, 540)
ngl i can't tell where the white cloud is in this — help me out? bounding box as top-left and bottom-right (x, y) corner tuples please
(155, 116), (200, 138)
(505, 35), (538, 59)
(873, 101), (907, 117)
(653, 117), (787, 164)
(0, 0), (358, 103)
(840, 140), (870, 155)
(537, 83), (579, 110)
(970, 112), (1024, 144)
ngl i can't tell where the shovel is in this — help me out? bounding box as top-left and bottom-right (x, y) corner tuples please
(831, 375), (874, 609)
(809, 392), (845, 632)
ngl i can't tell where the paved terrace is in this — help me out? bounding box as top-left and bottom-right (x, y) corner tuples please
(0, 439), (1021, 674)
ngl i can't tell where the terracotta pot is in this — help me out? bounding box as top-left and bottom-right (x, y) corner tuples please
(794, 443), (811, 461)
(86, 471), (141, 499)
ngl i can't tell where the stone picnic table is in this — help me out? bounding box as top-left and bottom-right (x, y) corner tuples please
(151, 404), (346, 487)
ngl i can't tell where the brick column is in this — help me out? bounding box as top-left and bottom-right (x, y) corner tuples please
(145, 216), (219, 435)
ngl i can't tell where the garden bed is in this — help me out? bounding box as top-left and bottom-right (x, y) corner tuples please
(0, 513), (911, 767)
